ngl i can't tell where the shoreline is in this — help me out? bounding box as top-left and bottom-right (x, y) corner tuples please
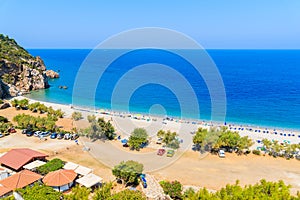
(24, 91), (300, 132)
(11, 96), (300, 146)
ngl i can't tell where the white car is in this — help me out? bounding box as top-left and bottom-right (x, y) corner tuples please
(218, 150), (225, 158)
(34, 131), (42, 137)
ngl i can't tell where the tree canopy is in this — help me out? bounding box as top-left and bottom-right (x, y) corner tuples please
(161, 179), (300, 200)
(112, 160), (144, 185)
(64, 185), (90, 200)
(109, 189), (146, 200)
(192, 127), (253, 153)
(13, 113), (58, 132)
(93, 182), (113, 200)
(82, 117), (115, 140)
(16, 183), (62, 200)
(160, 180), (183, 199)
(157, 130), (180, 149)
(128, 128), (148, 150)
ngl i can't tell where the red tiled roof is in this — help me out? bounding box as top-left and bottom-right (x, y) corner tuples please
(43, 169), (77, 187)
(0, 184), (12, 197)
(0, 170), (42, 190)
(0, 148), (47, 171)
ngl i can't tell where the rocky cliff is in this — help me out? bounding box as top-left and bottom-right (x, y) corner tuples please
(0, 34), (51, 98)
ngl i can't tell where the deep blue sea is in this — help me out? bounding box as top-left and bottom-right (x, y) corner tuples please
(26, 49), (300, 130)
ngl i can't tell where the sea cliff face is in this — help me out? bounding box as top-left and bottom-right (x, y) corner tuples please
(0, 34), (52, 98)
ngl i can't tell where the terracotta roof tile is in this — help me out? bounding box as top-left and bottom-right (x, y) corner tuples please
(43, 169), (77, 187)
(0, 170), (42, 190)
(0, 184), (12, 197)
(0, 148), (47, 171)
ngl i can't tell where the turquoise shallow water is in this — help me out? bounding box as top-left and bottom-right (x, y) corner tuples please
(26, 49), (300, 130)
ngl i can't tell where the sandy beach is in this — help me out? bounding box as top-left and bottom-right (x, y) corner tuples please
(1, 96), (300, 194)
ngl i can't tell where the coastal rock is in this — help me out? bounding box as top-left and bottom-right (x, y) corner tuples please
(0, 34), (50, 98)
(46, 70), (60, 79)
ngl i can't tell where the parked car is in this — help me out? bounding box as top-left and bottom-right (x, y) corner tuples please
(26, 131), (34, 137)
(156, 138), (163, 144)
(218, 150), (226, 158)
(50, 132), (58, 139)
(71, 133), (79, 140)
(40, 131), (50, 137)
(157, 149), (166, 156)
(140, 174), (147, 188)
(22, 129), (28, 134)
(57, 133), (65, 139)
(123, 143), (129, 147)
(34, 131), (42, 137)
(166, 150), (175, 157)
(64, 133), (71, 140)
(0, 133), (3, 138)
(7, 128), (16, 133)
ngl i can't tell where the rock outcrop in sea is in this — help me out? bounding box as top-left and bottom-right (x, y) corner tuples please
(0, 34), (58, 98)
(45, 70), (60, 79)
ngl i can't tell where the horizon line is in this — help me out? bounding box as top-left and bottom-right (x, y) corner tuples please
(26, 48), (300, 50)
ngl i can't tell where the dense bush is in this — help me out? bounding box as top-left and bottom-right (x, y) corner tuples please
(112, 160), (143, 185)
(16, 183), (62, 200)
(72, 112), (83, 121)
(83, 117), (115, 140)
(64, 185), (91, 200)
(37, 158), (64, 175)
(157, 130), (180, 149)
(252, 149), (261, 155)
(128, 128), (148, 150)
(109, 189), (146, 200)
(160, 180), (183, 199)
(193, 127), (253, 153)
(13, 113), (58, 132)
(161, 179), (300, 200)
(0, 115), (8, 123)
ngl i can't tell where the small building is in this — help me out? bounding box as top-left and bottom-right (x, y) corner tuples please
(63, 162), (93, 176)
(0, 184), (12, 198)
(0, 170), (42, 197)
(0, 148), (47, 171)
(76, 173), (102, 188)
(23, 160), (46, 172)
(0, 167), (12, 180)
(43, 169), (77, 192)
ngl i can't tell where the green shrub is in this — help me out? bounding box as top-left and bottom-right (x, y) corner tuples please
(37, 158), (64, 175)
(160, 180), (183, 199)
(72, 112), (82, 121)
(16, 183), (62, 200)
(0, 116), (8, 123)
(252, 150), (261, 155)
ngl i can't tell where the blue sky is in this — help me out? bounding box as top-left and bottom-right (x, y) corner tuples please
(0, 0), (299, 49)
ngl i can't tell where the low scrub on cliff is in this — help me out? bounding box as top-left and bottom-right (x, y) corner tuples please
(0, 34), (50, 98)
(0, 34), (33, 65)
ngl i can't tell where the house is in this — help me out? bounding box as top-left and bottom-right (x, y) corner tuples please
(23, 160), (46, 172)
(43, 169), (77, 192)
(0, 167), (12, 180)
(0, 184), (12, 198)
(0, 170), (42, 197)
(76, 173), (102, 188)
(63, 162), (93, 176)
(0, 148), (47, 171)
